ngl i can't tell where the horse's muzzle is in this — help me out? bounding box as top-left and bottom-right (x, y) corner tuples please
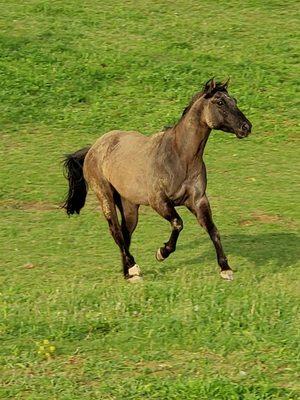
(236, 122), (252, 138)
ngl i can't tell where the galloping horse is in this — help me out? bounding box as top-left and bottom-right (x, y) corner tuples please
(63, 78), (252, 282)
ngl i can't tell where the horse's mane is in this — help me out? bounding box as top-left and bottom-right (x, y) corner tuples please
(165, 82), (227, 131)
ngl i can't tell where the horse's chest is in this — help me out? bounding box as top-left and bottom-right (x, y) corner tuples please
(168, 165), (204, 205)
(167, 175), (196, 205)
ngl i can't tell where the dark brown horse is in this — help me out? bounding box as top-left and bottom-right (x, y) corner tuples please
(63, 78), (252, 282)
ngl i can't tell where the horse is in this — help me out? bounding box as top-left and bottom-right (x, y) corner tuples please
(62, 78), (252, 282)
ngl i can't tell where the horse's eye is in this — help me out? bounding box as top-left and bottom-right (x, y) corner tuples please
(217, 100), (223, 106)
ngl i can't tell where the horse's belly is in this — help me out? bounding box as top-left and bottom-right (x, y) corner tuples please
(111, 179), (149, 205)
(105, 167), (150, 205)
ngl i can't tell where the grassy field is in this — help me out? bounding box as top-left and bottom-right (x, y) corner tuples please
(0, 0), (299, 398)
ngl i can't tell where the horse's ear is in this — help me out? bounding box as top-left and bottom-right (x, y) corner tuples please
(221, 77), (230, 90)
(204, 77), (216, 98)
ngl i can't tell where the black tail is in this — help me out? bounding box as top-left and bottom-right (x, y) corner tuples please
(62, 146), (90, 215)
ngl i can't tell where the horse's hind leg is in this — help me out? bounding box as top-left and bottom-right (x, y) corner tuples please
(92, 180), (142, 282)
(115, 196), (139, 249)
(151, 200), (183, 262)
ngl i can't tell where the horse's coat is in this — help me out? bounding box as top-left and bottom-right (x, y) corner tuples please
(63, 79), (252, 281)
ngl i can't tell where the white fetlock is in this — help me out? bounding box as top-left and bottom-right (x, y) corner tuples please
(220, 269), (234, 281)
(156, 248), (165, 262)
(127, 264), (143, 283)
(128, 264), (141, 276)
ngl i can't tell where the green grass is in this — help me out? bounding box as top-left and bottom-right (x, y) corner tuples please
(0, 0), (299, 399)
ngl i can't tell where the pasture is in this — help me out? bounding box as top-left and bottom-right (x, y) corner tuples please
(0, 1), (299, 399)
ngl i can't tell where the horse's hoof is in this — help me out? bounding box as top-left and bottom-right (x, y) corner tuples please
(156, 248), (165, 262)
(127, 264), (142, 283)
(220, 269), (234, 281)
(127, 275), (143, 283)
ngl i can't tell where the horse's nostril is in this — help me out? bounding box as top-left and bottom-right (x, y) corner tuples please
(242, 123), (250, 132)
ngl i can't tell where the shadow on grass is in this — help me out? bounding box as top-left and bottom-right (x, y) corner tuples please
(177, 232), (300, 271)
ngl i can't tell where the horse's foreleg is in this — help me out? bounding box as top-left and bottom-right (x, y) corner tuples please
(151, 201), (183, 262)
(187, 194), (233, 280)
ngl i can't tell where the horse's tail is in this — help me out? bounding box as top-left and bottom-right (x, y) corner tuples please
(62, 146), (90, 215)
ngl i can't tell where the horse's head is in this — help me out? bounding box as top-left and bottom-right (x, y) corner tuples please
(202, 78), (252, 139)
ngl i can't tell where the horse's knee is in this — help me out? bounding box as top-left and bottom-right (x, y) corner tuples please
(172, 218), (183, 232)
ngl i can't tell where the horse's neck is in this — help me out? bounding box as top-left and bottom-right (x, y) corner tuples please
(173, 104), (211, 162)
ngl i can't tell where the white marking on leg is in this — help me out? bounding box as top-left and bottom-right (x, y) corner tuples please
(127, 264), (143, 283)
(220, 270), (234, 281)
(128, 264), (141, 277)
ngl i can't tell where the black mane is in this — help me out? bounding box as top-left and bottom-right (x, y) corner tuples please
(165, 81), (227, 131)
